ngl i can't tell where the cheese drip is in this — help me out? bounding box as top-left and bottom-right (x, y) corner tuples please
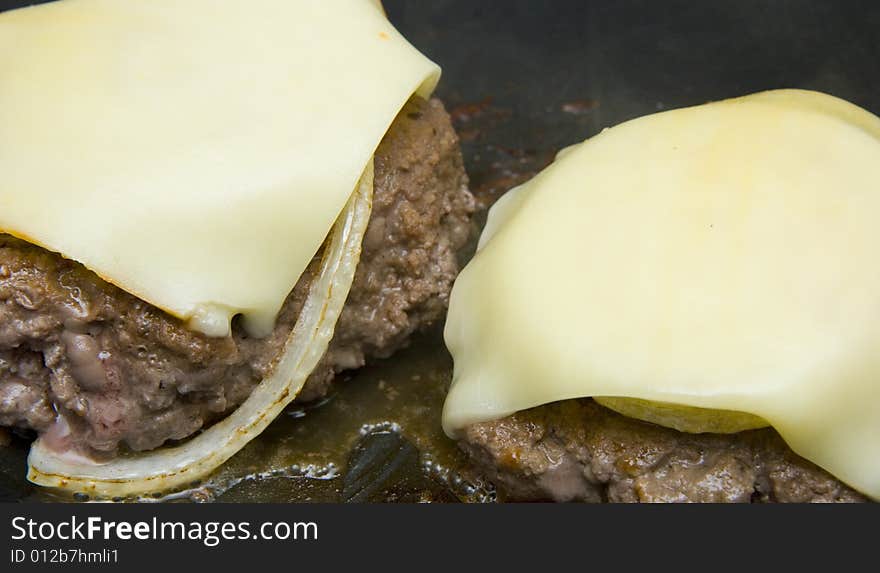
(0, 0), (439, 337)
(443, 90), (880, 500)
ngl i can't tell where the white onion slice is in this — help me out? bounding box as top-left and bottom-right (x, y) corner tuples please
(26, 160), (374, 498)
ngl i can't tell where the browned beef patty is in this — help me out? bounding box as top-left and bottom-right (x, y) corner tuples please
(0, 96), (474, 457)
(461, 399), (866, 502)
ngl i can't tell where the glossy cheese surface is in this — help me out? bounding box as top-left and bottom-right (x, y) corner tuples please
(0, 0), (438, 336)
(443, 90), (880, 499)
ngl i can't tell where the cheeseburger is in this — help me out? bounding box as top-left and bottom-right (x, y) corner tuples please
(443, 90), (879, 502)
(0, 0), (473, 496)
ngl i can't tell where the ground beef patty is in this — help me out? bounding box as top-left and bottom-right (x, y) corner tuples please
(0, 96), (474, 457)
(461, 399), (866, 502)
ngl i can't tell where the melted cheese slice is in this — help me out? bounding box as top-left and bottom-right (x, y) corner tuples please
(443, 90), (880, 500)
(0, 0), (438, 337)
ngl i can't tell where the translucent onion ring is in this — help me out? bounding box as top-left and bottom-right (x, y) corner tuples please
(26, 160), (374, 498)
(594, 396), (768, 434)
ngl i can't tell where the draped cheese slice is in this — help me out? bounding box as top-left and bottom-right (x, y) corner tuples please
(443, 89), (880, 500)
(0, 0), (438, 337)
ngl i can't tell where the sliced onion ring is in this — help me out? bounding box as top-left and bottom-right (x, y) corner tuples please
(594, 396), (768, 434)
(27, 160), (374, 498)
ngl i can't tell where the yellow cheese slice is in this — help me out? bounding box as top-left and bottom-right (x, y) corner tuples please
(443, 89), (880, 500)
(0, 0), (438, 337)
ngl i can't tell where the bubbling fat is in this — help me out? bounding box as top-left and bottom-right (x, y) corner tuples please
(442, 90), (880, 500)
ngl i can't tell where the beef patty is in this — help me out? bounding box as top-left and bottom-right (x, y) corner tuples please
(461, 399), (867, 502)
(0, 96), (474, 457)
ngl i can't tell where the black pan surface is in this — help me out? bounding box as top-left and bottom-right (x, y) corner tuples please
(387, 0), (880, 208)
(0, 0), (877, 502)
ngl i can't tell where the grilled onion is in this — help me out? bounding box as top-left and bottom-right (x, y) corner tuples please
(594, 397), (768, 434)
(26, 161), (374, 498)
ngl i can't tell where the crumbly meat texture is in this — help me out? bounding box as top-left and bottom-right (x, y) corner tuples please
(461, 399), (866, 503)
(0, 96), (474, 456)
(298, 97), (474, 400)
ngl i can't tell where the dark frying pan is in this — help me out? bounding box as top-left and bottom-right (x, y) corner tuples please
(0, 0), (877, 502)
(389, 0), (880, 208)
